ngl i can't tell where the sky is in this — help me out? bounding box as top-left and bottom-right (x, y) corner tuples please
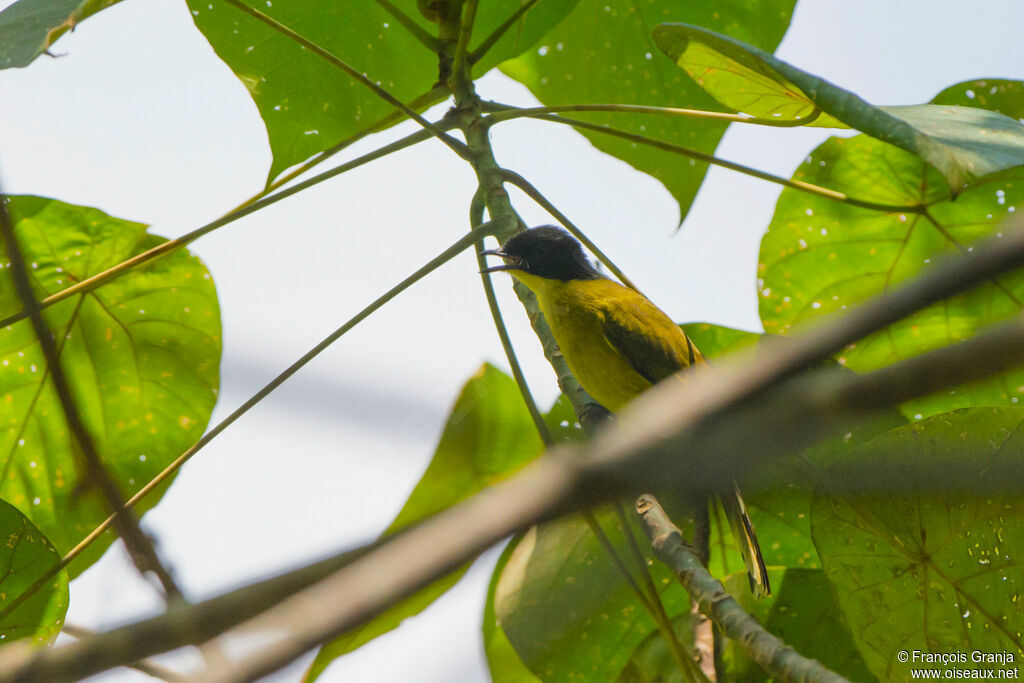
(0, 0), (1021, 680)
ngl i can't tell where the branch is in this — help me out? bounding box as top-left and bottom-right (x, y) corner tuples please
(634, 495), (848, 683)
(0, 194), (182, 600)
(221, 0), (469, 159)
(493, 110), (926, 215)
(11, 220), (1024, 682)
(61, 625), (187, 683)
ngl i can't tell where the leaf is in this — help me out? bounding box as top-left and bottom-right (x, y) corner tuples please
(757, 132), (1024, 419)
(0, 0), (123, 69)
(718, 569), (875, 682)
(0, 498), (68, 646)
(493, 506), (695, 682)
(653, 25), (1024, 191)
(614, 612), (694, 683)
(932, 79), (1024, 122)
(811, 408), (1024, 680)
(186, 0), (578, 184)
(0, 196), (220, 576)
(305, 364), (545, 681)
(484, 535), (543, 683)
(500, 0), (796, 226)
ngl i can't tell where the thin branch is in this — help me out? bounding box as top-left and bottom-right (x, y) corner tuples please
(374, 0), (442, 51)
(635, 495), (848, 683)
(485, 102), (823, 128)
(221, 0), (469, 159)
(10, 254), (1024, 680)
(468, 0), (542, 65)
(499, 168), (638, 290)
(0, 193), (182, 600)
(614, 501), (705, 682)
(62, 625), (188, 683)
(499, 111), (927, 215)
(0, 121), (454, 331)
(0, 221), (493, 624)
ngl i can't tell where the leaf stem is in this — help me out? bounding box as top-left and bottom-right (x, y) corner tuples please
(221, 0), (468, 158)
(499, 111), (928, 214)
(485, 102), (823, 128)
(468, 0), (542, 65)
(449, 0), (478, 89)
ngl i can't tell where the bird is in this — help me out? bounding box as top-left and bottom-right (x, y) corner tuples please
(481, 225), (770, 597)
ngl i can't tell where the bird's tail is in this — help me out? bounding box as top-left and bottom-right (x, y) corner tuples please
(719, 482), (770, 598)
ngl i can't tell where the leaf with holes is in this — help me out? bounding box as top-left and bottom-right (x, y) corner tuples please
(0, 498), (68, 645)
(758, 131), (1024, 419)
(932, 79), (1024, 121)
(653, 27), (1024, 191)
(0, 0), (124, 69)
(811, 408), (1024, 679)
(186, 0), (579, 184)
(305, 364), (546, 681)
(0, 196), (221, 576)
(500, 0), (795, 226)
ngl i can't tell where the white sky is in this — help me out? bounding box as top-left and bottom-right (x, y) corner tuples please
(0, 0), (1021, 680)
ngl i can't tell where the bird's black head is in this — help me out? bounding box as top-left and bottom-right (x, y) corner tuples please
(481, 226), (602, 281)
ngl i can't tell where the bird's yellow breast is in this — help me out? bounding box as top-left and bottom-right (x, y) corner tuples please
(512, 272), (660, 412)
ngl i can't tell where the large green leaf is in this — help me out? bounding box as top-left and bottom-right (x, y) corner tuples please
(500, 0), (796, 226)
(812, 408), (1024, 680)
(679, 322), (759, 359)
(305, 364), (545, 681)
(653, 26), (1024, 191)
(0, 498), (68, 646)
(0, 0), (123, 69)
(0, 196), (221, 575)
(493, 506), (697, 682)
(758, 132), (1024, 419)
(187, 0), (579, 183)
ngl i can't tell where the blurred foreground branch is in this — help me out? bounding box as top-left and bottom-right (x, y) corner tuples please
(5, 220), (1024, 682)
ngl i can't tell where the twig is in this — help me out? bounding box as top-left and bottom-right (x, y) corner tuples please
(485, 102), (823, 128)
(497, 111), (927, 214)
(0, 221), (494, 623)
(221, 0), (469, 159)
(614, 502), (705, 682)
(634, 495), (848, 683)
(0, 193), (182, 600)
(498, 167), (638, 290)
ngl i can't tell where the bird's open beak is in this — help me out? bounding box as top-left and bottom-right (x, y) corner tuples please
(479, 249), (523, 274)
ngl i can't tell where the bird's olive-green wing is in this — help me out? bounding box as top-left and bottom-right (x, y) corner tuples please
(600, 299), (699, 385)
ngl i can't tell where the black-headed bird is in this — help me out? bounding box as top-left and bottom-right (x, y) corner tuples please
(482, 225), (769, 597)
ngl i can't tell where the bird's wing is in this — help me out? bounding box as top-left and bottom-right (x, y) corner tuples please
(600, 296), (700, 385)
